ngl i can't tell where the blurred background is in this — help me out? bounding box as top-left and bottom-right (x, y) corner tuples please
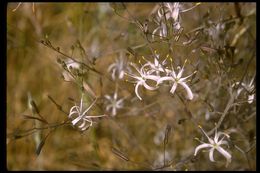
(7, 3), (256, 170)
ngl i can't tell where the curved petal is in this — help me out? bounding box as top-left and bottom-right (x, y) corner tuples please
(81, 124), (90, 131)
(68, 111), (78, 118)
(78, 120), (86, 129)
(152, 27), (160, 40)
(179, 82), (193, 100)
(107, 63), (116, 72)
(157, 76), (173, 85)
(146, 75), (161, 82)
(216, 146), (232, 163)
(69, 105), (79, 115)
(135, 82), (143, 100)
(194, 143), (212, 156)
(111, 68), (116, 80)
(209, 148), (216, 162)
(143, 82), (157, 91)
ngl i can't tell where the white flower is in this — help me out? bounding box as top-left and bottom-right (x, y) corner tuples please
(104, 89), (124, 117)
(68, 95), (106, 131)
(108, 52), (131, 80)
(142, 52), (168, 76)
(125, 63), (159, 100)
(157, 60), (196, 100)
(194, 125), (232, 167)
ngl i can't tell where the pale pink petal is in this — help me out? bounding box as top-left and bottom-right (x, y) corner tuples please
(170, 82), (178, 94)
(179, 82), (193, 100)
(135, 82), (142, 100)
(143, 82), (157, 91)
(194, 143), (212, 156)
(216, 146), (232, 164)
(209, 148), (216, 162)
(157, 76), (173, 85)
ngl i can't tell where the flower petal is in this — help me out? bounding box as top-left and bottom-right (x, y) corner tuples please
(143, 82), (157, 91)
(194, 143), (212, 156)
(157, 76), (173, 85)
(78, 120), (86, 129)
(104, 95), (111, 100)
(248, 94), (254, 104)
(216, 146), (232, 164)
(179, 82), (193, 100)
(72, 116), (82, 126)
(168, 82), (177, 94)
(112, 107), (116, 116)
(135, 82), (142, 100)
(209, 148), (216, 162)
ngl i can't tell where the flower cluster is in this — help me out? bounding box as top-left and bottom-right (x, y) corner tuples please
(125, 52), (196, 101)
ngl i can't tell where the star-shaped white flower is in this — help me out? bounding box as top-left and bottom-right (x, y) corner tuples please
(125, 63), (159, 100)
(194, 125), (232, 167)
(157, 59), (196, 100)
(104, 89), (124, 117)
(108, 52), (131, 81)
(68, 95), (106, 131)
(142, 52), (168, 76)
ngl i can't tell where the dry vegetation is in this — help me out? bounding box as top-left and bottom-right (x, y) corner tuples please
(7, 2), (256, 171)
